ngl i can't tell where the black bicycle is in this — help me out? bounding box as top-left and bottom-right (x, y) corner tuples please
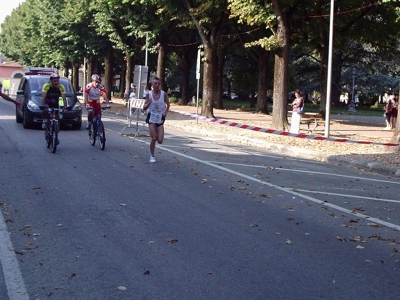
(40, 106), (63, 153)
(87, 107), (109, 150)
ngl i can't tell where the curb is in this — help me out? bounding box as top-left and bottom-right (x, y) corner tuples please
(171, 110), (399, 147)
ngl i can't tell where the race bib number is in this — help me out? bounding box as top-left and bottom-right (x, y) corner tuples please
(149, 113), (162, 124)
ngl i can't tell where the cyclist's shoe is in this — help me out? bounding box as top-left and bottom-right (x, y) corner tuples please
(42, 122), (47, 129)
(85, 123), (90, 130)
(56, 139), (60, 145)
(149, 156), (156, 163)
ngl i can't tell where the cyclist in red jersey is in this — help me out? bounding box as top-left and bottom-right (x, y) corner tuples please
(84, 74), (111, 129)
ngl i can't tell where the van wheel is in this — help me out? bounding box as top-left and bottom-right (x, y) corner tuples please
(72, 121), (82, 130)
(16, 106), (23, 123)
(22, 111), (32, 129)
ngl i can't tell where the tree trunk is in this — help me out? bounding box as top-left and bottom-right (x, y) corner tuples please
(183, 0), (228, 118)
(104, 56), (113, 101)
(331, 51), (343, 107)
(318, 17), (329, 114)
(120, 66), (126, 95)
(214, 51), (224, 109)
(180, 51), (191, 105)
(202, 45), (217, 117)
(256, 51), (270, 114)
(124, 52), (133, 101)
(393, 113), (400, 147)
(157, 42), (167, 90)
(271, 0), (290, 131)
(319, 57), (327, 115)
(72, 64), (79, 91)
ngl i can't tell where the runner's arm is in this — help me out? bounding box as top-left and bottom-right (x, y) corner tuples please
(164, 93), (170, 116)
(0, 91), (18, 104)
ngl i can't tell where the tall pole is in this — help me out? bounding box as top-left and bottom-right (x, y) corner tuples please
(324, 0), (335, 137)
(196, 48), (201, 124)
(145, 32), (148, 67)
(83, 44), (86, 89)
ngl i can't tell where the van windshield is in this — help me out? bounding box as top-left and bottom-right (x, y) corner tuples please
(31, 77), (74, 94)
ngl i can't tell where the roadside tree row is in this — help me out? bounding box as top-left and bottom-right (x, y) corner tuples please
(1, 0), (400, 132)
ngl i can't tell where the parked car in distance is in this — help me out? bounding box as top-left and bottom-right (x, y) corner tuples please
(167, 90), (181, 98)
(16, 67), (82, 129)
(223, 91), (238, 100)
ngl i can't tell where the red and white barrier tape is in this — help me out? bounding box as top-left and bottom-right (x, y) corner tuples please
(171, 110), (399, 147)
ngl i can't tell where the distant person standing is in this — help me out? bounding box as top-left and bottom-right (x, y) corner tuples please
(391, 95), (398, 129)
(290, 89), (304, 134)
(143, 77), (170, 163)
(384, 97), (393, 130)
(143, 85), (150, 99)
(0, 81), (2, 93)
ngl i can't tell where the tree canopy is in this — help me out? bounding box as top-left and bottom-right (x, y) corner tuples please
(1, 0), (400, 131)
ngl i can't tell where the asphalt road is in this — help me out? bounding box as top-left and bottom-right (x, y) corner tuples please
(1, 100), (400, 300)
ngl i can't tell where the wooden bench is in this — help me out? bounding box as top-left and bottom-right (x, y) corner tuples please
(288, 112), (324, 133)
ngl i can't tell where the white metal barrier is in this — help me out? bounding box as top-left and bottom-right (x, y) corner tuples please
(120, 97), (150, 139)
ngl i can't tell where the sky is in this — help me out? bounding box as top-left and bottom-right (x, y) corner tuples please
(0, 1), (25, 26)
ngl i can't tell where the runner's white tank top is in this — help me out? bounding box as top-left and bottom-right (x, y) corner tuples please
(148, 91), (165, 114)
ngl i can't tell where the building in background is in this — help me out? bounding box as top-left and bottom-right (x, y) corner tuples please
(0, 54), (25, 95)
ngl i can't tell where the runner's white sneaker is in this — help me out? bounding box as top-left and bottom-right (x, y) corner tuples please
(150, 156), (156, 163)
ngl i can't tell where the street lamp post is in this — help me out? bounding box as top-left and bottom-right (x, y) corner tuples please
(348, 68), (357, 112)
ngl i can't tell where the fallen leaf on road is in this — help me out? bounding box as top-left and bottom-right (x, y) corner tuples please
(337, 235), (345, 242)
(367, 223), (381, 228)
(143, 270), (150, 275)
(118, 286), (127, 290)
(250, 223), (258, 227)
(349, 236), (363, 242)
(167, 239), (178, 244)
(259, 193), (270, 198)
(356, 245), (365, 249)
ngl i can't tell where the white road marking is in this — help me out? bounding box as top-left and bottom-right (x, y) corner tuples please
(0, 213), (29, 300)
(214, 161), (400, 185)
(296, 189), (400, 203)
(134, 138), (400, 230)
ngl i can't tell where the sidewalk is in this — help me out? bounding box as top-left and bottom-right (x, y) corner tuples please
(169, 104), (395, 142)
(108, 99), (400, 177)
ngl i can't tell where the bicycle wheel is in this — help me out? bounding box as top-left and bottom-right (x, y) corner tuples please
(98, 120), (106, 150)
(51, 121), (58, 153)
(45, 126), (50, 148)
(88, 122), (96, 146)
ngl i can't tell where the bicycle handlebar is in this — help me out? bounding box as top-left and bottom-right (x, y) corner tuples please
(39, 106), (63, 111)
(86, 107), (111, 111)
